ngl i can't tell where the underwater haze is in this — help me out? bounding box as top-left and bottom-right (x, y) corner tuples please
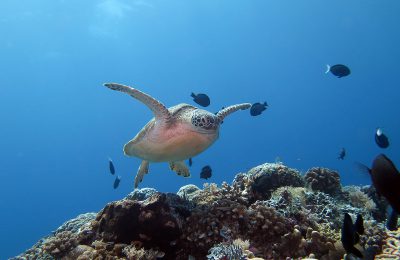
(1, 0), (400, 258)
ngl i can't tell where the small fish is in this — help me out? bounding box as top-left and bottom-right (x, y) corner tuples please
(250, 102), (268, 116)
(357, 154), (400, 213)
(200, 165), (212, 180)
(325, 64), (351, 78)
(109, 158), (115, 175)
(375, 128), (389, 148)
(191, 92), (210, 107)
(341, 213), (364, 258)
(338, 148), (346, 160)
(188, 158), (193, 167)
(113, 175), (121, 189)
(386, 207), (399, 231)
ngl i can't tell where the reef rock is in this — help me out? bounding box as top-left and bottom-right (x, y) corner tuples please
(304, 167), (341, 196)
(233, 162), (304, 201)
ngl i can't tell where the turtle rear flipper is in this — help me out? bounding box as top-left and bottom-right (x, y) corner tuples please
(169, 161), (190, 177)
(104, 83), (172, 123)
(134, 160), (149, 189)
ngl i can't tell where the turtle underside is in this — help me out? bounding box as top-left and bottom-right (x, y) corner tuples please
(124, 103), (219, 162)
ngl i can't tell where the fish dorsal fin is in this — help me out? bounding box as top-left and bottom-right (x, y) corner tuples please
(104, 83), (171, 123)
(354, 162), (371, 176)
(354, 232), (360, 244)
(216, 103), (251, 122)
(354, 215), (364, 235)
(378, 154), (400, 175)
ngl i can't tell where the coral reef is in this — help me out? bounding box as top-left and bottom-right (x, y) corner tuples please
(345, 186), (376, 211)
(360, 185), (389, 222)
(359, 220), (386, 259)
(375, 227), (400, 259)
(304, 167), (341, 196)
(13, 162), (391, 260)
(207, 243), (247, 260)
(90, 193), (183, 257)
(125, 187), (157, 201)
(177, 184), (202, 201)
(233, 163), (305, 202)
(53, 213), (96, 234)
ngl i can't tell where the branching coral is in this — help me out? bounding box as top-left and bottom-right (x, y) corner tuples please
(344, 186), (376, 212)
(123, 245), (164, 260)
(360, 185), (389, 222)
(54, 213), (96, 235)
(42, 231), (78, 258)
(207, 243), (247, 260)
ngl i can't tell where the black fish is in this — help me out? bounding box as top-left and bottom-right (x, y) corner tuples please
(375, 128), (389, 148)
(200, 165), (212, 180)
(386, 207), (399, 231)
(357, 154), (400, 213)
(325, 64), (351, 78)
(338, 148), (346, 160)
(109, 158), (115, 175)
(191, 92), (210, 107)
(113, 175), (121, 189)
(250, 102), (268, 116)
(341, 213), (364, 258)
(188, 158), (193, 167)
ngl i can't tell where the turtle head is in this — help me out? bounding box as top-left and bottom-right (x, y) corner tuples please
(216, 103), (251, 122)
(191, 109), (220, 132)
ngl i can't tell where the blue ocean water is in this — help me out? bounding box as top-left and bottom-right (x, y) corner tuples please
(1, 1), (399, 258)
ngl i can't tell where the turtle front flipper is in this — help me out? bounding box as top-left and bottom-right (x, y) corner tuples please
(104, 83), (172, 123)
(216, 103), (251, 122)
(134, 160), (150, 188)
(169, 161), (190, 177)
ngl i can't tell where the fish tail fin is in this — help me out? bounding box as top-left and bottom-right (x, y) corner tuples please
(354, 162), (371, 176)
(386, 208), (399, 231)
(348, 246), (363, 258)
(325, 64), (330, 74)
(190, 93), (196, 98)
(355, 215), (364, 235)
(264, 101), (268, 106)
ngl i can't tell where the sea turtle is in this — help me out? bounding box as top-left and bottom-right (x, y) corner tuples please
(104, 82), (251, 188)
